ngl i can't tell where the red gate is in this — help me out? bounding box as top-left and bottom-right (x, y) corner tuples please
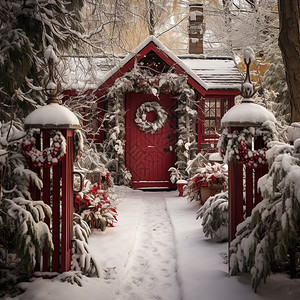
(126, 92), (177, 189)
(29, 129), (75, 273)
(228, 130), (268, 242)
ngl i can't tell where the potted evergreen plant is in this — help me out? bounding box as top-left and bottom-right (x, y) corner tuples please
(190, 163), (228, 204)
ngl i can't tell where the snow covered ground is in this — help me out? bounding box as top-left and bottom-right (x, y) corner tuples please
(9, 188), (300, 300)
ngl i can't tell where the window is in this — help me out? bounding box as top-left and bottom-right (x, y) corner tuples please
(200, 97), (230, 151)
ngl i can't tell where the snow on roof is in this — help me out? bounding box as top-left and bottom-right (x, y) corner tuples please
(61, 36), (242, 91)
(25, 103), (80, 129)
(221, 102), (276, 127)
(61, 56), (119, 90)
(179, 56), (243, 90)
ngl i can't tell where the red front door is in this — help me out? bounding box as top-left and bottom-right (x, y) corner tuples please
(126, 92), (177, 189)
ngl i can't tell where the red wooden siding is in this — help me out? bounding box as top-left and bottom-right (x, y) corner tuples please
(31, 129), (74, 273)
(126, 92), (177, 189)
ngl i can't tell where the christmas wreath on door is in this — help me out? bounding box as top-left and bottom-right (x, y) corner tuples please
(135, 101), (168, 134)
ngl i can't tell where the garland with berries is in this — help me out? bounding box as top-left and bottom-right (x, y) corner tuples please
(218, 124), (275, 169)
(135, 101), (168, 134)
(22, 129), (66, 168)
(103, 65), (197, 184)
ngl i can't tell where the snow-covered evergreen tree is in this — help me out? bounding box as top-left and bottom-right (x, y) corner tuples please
(0, 1), (84, 294)
(262, 37), (290, 124)
(230, 140), (300, 291)
(0, 0), (84, 122)
(196, 191), (229, 243)
(72, 213), (99, 278)
(0, 121), (53, 295)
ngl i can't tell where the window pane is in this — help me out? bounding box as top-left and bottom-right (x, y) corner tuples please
(203, 98), (230, 137)
(216, 99), (221, 117)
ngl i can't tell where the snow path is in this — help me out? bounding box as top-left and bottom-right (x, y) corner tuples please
(114, 193), (181, 300)
(15, 188), (300, 300)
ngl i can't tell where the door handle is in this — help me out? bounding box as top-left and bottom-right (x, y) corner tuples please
(73, 171), (84, 193)
(165, 135), (173, 152)
(163, 146), (173, 152)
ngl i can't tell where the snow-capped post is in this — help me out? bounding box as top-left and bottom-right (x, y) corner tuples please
(176, 179), (187, 196)
(23, 45), (81, 274)
(218, 47), (276, 245)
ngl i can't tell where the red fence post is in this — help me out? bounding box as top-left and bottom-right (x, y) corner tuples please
(52, 160), (61, 272)
(245, 168), (254, 217)
(220, 48), (276, 269)
(61, 129), (74, 272)
(228, 159), (243, 242)
(41, 130), (51, 272)
(226, 126), (270, 242)
(24, 54), (80, 275)
(27, 126), (79, 274)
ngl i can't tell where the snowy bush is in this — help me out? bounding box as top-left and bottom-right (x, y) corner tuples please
(262, 37), (290, 124)
(230, 140), (300, 291)
(196, 191), (229, 243)
(74, 176), (118, 231)
(168, 167), (182, 184)
(0, 122), (53, 295)
(71, 213), (99, 278)
(184, 163), (228, 202)
(186, 153), (209, 177)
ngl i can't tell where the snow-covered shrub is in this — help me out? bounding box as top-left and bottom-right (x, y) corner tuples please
(72, 139), (111, 277)
(74, 177), (118, 231)
(71, 213), (99, 278)
(0, 122), (53, 295)
(262, 37), (290, 124)
(168, 167), (182, 184)
(74, 139), (118, 231)
(55, 271), (85, 287)
(184, 163), (228, 202)
(186, 153), (209, 177)
(230, 140), (300, 291)
(196, 191), (229, 243)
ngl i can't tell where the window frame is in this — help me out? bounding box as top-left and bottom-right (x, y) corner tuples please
(198, 96), (234, 152)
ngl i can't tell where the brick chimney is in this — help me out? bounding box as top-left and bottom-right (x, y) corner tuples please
(189, 3), (204, 54)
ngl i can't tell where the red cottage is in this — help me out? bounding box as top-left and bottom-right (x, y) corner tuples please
(63, 35), (242, 189)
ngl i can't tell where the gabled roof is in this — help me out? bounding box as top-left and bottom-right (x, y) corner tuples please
(101, 35), (207, 89)
(62, 35), (242, 94)
(97, 35), (208, 95)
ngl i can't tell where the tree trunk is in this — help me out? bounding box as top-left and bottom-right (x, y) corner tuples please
(147, 0), (155, 35)
(278, 0), (300, 123)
